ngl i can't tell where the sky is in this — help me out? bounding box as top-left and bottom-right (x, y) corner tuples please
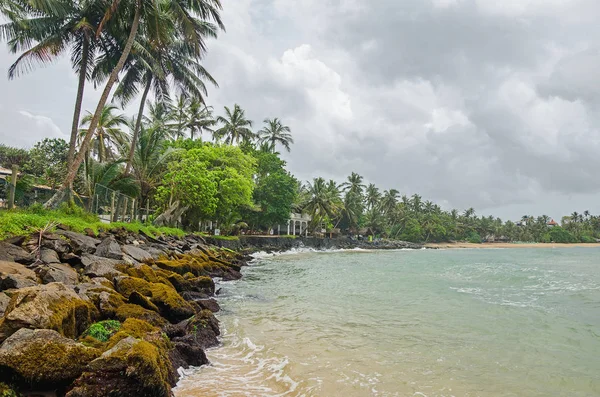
(2, 0), (600, 220)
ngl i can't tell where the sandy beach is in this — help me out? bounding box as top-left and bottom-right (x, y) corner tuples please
(425, 242), (600, 249)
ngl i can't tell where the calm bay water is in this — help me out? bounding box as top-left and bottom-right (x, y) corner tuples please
(174, 248), (600, 397)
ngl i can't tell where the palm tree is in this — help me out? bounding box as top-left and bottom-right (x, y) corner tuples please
(80, 105), (128, 163)
(1, 0), (109, 189)
(214, 104), (255, 144)
(123, 123), (179, 218)
(258, 118), (293, 152)
(341, 172), (365, 196)
(186, 99), (216, 140)
(49, 0), (225, 207)
(380, 189), (399, 216)
(365, 183), (381, 211)
(301, 177), (340, 229)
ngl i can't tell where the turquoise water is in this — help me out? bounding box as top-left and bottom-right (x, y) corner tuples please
(175, 248), (600, 396)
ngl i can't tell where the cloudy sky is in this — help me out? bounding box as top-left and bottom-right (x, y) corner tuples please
(2, 0), (600, 220)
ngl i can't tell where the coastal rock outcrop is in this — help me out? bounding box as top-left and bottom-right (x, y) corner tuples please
(0, 227), (248, 396)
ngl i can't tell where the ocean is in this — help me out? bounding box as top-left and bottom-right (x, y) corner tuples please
(174, 248), (600, 396)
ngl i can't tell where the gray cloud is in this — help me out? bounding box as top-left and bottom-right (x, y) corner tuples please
(2, 0), (600, 219)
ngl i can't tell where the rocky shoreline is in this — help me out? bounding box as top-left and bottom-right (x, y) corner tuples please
(0, 229), (420, 397)
(207, 235), (423, 252)
(0, 227), (249, 397)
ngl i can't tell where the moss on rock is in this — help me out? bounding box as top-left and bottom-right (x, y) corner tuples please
(0, 283), (98, 343)
(115, 304), (167, 327)
(0, 329), (100, 389)
(115, 277), (194, 323)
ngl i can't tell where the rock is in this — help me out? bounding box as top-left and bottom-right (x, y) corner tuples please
(195, 298), (220, 313)
(163, 310), (220, 350)
(0, 328), (100, 389)
(0, 274), (37, 290)
(90, 277), (114, 288)
(66, 336), (174, 397)
(81, 254), (123, 280)
(115, 304), (167, 327)
(0, 293), (9, 317)
(169, 341), (208, 370)
(115, 277), (195, 323)
(0, 261), (38, 290)
(0, 261), (36, 281)
(39, 263), (79, 285)
(56, 230), (100, 254)
(94, 237), (123, 260)
(0, 283), (97, 343)
(75, 284), (125, 319)
(121, 245), (153, 262)
(0, 243), (34, 264)
(41, 235), (71, 256)
(128, 291), (159, 312)
(39, 248), (60, 264)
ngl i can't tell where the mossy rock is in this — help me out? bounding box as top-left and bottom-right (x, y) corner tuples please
(0, 283), (98, 343)
(151, 254), (240, 280)
(0, 329), (100, 389)
(115, 277), (194, 323)
(115, 304), (167, 327)
(75, 284), (125, 319)
(66, 336), (174, 397)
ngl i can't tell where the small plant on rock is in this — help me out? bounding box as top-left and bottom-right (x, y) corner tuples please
(83, 320), (122, 342)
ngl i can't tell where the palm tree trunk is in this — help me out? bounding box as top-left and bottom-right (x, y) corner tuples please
(126, 74), (152, 174)
(65, 34), (90, 202)
(45, 1), (142, 209)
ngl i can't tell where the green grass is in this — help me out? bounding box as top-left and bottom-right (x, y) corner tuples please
(82, 320), (121, 342)
(0, 205), (185, 240)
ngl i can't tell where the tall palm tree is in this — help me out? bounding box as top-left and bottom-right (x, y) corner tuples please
(187, 99), (216, 140)
(380, 189), (399, 216)
(1, 0), (110, 190)
(258, 118), (293, 152)
(49, 0), (225, 207)
(80, 104), (128, 163)
(341, 172), (365, 196)
(365, 183), (381, 211)
(214, 104), (255, 144)
(301, 177), (341, 229)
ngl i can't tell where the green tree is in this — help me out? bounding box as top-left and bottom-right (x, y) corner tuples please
(26, 138), (69, 188)
(157, 144), (255, 227)
(0, 144), (29, 169)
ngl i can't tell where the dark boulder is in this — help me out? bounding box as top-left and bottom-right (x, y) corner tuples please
(121, 245), (153, 262)
(94, 237), (123, 260)
(0, 243), (34, 264)
(56, 230), (101, 255)
(39, 263), (79, 285)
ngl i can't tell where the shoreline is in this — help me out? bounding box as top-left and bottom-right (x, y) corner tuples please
(425, 242), (600, 249)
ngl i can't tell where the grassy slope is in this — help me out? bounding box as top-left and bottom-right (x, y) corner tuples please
(0, 206), (184, 240)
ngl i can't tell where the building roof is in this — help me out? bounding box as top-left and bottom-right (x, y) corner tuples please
(548, 219), (558, 226)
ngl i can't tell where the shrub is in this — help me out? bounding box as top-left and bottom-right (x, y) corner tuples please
(82, 320), (122, 342)
(467, 231), (482, 244)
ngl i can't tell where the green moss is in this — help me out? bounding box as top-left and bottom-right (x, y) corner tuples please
(82, 320), (121, 343)
(0, 339), (100, 386)
(46, 296), (98, 339)
(0, 383), (19, 397)
(115, 304), (167, 327)
(115, 277), (193, 322)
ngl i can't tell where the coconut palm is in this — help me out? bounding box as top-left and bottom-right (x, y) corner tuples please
(79, 105), (128, 163)
(1, 0), (110, 185)
(365, 183), (381, 211)
(186, 99), (216, 140)
(49, 0), (225, 207)
(214, 104), (255, 144)
(341, 172), (365, 196)
(301, 177), (341, 229)
(258, 118), (293, 153)
(380, 189), (399, 215)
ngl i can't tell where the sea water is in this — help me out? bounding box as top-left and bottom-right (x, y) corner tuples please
(174, 248), (600, 396)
